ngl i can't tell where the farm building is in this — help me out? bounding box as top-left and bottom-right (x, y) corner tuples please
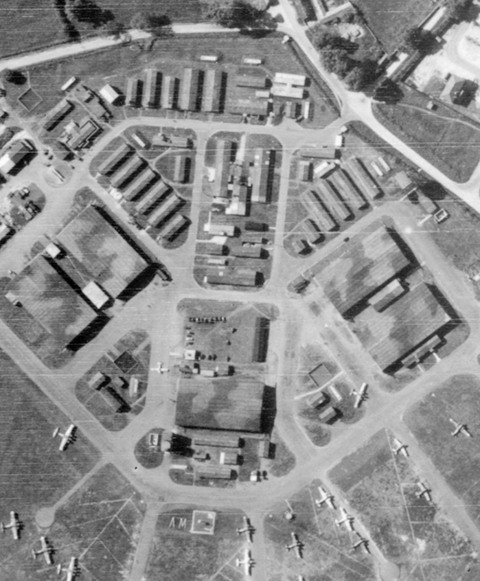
(179, 68), (201, 111)
(99, 84), (122, 105)
(250, 149), (274, 203)
(110, 155), (145, 190)
(213, 139), (235, 198)
(147, 193), (183, 228)
(135, 181), (170, 215)
(344, 158), (382, 200)
(363, 283), (454, 372)
(122, 167), (158, 202)
(55, 204), (150, 299)
(158, 214), (188, 241)
(327, 169), (368, 210)
(175, 378), (266, 432)
(98, 142), (132, 176)
(143, 69), (161, 108)
(6, 254), (99, 349)
(206, 269), (259, 287)
(43, 99), (73, 131)
(315, 224), (413, 317)
(65, 117), (101, 151)
(160, 75), (177, 109)
(126, 78), (141, 108)
(202, 69), (223, 112)
(0, 140), (35, 174)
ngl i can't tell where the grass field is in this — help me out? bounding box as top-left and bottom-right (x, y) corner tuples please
(264, 479), (374, 580)
(351, 0), (432, 53)
(373, 87), (480, 183)
(145, 505), (245, 581)
(329, 429), (477, 580)
(0, 348), (99, 579)
(96, 0), (203, 26)
(48, 463), (145, 581)
(405, 375), (480, 525)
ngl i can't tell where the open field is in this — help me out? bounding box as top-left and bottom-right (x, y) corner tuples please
(0, 348), (99, 580)
(405, 375), (480, 526)
(264, 479), (374, 580)
(330, 429), (477, 580)
(351, 0), (432, 54)
(75, 329), (150, 431)
(0, 1), (66, 59)
(48, 463), (145, 581)
(374, 87), (480, 183)
(97, 0), (203, 25)
(145, 505), (245, 581)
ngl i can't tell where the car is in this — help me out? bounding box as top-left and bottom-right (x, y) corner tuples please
(250, 470), (260, 482)
(21, 187), (30, 196)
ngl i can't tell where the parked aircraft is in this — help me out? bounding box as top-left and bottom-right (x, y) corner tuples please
(236, 516), (255, 542)
(286, 532), (303, 559)
(315, 486), (335, 510)
(235, 549), (254, 576)
(335, 507), (355, 532)
(449, 418), (471, 438)
(416, 482), (432, 503)
(57, 557), (78, 581)
(32, 536), (54, 565)
(52, 424), (75, 451)
(351, 383), (368, 408)
(391, 437), (409, 457)
(1, 511), (20, 539)
(352, 533), (370, 554)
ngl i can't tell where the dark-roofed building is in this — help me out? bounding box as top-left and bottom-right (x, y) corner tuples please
(250, 148), (274, 204)
(67, 117), (101, 151)
(176, 378), (265, 432)
(143, 69), (161, 108)
(6, 254), (99, 349)
(362, 283), (453, 372)
(228, 87), (269, 117)
(252, 316), (270, 362)
(55, 205), (149, 299)
(196, 465), (233, 480)
(179, 68), (201, 111)
(135, 181), (170, 215)
(328, 169), (368, 210)
(315, 224), (412, 317)
(98, 142), (132, 176)
(126, 78), (141, 108)
(43, 99), (73, 131)
(110, 155), (145, 190)
(302, 190), (337, 233)
(202, 69), (223, 112)
(232, 245), (263, 259)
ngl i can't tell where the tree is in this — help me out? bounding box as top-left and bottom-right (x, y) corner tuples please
(373, 79), (403, 104)
(321, 48), (352, 79)
(445, 0), (472, 21)
(200, 0), (261, 28)
(103, 19), (125, 39)
(403, 27), (434, 52)
(2, 69), (26, 85)
(311, 26), (336, 49)
(129, 12), (170, 34)
(67, 0), (114, 28)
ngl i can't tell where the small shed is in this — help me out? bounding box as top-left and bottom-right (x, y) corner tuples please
(88, 371), (108, 390)
(100, 84), (123, 105)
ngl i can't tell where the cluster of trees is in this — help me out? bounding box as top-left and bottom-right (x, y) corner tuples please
(445, 0), (472, 21)
(312, 27), (377, 91)
(200, 0), (269, 28)
(66, 0), (114, 28)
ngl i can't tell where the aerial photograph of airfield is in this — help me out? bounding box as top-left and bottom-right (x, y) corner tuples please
(3, 0), (480, 580)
